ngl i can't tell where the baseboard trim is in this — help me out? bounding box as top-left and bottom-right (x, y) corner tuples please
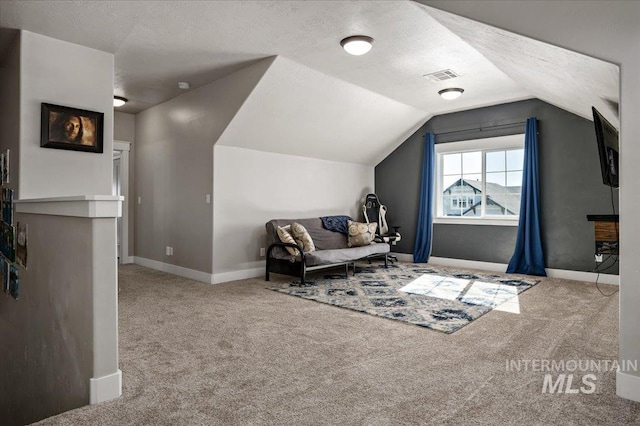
(546, 267), (619, 285)
(427, 256), (619, 285)
(132, 254), (618, 286)
(617, 369), (640, 402)
(133, 257), (264, 285)
(90, 369), (122, 404)
(212, 267), (263, 284)
(133, 256), (212, 284)
(428, 256), (508, 272)
(392, 253), (414, 262)
(122, 256), (135, 265)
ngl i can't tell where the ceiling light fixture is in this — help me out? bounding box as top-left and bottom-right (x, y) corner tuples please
(438, 88), (464, 100)
(178, 81), (191, 90)
(113, 96), (128, 107)
(340, 35), (374, 56)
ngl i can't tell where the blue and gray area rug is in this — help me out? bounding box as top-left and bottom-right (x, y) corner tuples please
(269, 263), (540, 333)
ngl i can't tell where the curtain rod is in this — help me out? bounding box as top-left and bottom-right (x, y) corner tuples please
(424, 120), (528, 137)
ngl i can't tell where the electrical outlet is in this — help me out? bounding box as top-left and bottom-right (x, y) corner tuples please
(166, 246), (171, 256)
(260, 247), (266, 257)
(138, 197), (142, 204)
(595, 254), (603, 263)
(206, 194), (211, 204)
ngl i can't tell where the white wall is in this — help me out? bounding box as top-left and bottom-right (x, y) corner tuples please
(422, 0), (640, 401)
(213, 145), (374, 277)
(18, 31), (114, 199)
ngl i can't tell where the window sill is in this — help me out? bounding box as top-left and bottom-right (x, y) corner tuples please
(433, 217), (519, 227)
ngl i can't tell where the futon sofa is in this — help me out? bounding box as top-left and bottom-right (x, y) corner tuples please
(265, 218), (390, 285)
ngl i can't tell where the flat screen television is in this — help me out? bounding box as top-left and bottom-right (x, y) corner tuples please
(592, 106), (619, 188)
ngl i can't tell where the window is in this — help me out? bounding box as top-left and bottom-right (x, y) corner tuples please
(435, 134), (525, 225)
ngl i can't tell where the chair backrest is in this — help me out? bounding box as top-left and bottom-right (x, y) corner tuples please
(363, 194), (380, 225)
(362, 194), (389, 235)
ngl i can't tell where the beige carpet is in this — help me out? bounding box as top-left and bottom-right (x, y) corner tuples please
(36, 263), (640, 425)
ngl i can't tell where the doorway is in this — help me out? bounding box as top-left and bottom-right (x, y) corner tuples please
(113, 141), (131, 264)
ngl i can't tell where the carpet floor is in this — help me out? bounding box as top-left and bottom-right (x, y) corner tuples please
(36, 263), (640, 425)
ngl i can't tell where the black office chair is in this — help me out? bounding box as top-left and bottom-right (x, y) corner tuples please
(362, 194), (401, 262)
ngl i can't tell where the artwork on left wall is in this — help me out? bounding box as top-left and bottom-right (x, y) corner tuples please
(16, 223), (27, 269)
(40, 103), (104, 153)
(2, 188), (13, 225)
(0, 148), (20, 300)
(1, 221), (15, 263)
(0, 149), (9, 184)
(0, 256), (8, 294)
(9, 264), (19, 300)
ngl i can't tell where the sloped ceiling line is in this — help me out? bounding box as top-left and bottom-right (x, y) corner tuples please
(422, 5), (620, 128)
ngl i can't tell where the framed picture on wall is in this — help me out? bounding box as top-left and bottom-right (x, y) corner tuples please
(16, 222), (27, 269)
(2, 150), (8, 184)
(0, 256), (7, 294)
(40, 103), (104, 153)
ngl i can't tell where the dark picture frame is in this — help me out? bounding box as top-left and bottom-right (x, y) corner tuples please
(40, 103), (104, 153)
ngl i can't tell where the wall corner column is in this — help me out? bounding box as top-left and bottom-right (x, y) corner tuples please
(15, 196), (123, 405)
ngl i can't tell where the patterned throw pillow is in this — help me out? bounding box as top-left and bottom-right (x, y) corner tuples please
(291, 222), (316, 253)
(276, 225), (300, 256)
(347, 220), (378, 247)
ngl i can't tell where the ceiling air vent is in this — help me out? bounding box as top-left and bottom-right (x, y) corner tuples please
(423, 69), (460, 83)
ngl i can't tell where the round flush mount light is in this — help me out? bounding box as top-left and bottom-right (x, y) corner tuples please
(178, 81), (191, 90)
(438, 88), (464, 100)
(113, 96), (128, 107)
(340, 35), (374, 56)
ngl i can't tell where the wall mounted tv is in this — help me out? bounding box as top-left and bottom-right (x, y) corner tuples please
(592, 106), (619, 188)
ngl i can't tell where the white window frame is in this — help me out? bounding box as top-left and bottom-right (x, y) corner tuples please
(434, 133), (525, 226)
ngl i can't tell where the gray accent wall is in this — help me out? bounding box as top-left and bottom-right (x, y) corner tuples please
(135, 58), (274, 274)
(0, 214), (94, 426)
(114, 112), (135, 142)
(0, 30), (20, 192)
(376, 99), (618, 273)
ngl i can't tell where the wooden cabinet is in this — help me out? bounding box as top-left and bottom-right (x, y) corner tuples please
(587, 215), (619, 255)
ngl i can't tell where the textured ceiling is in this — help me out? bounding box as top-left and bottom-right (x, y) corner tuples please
(0, 0), (534, 115)
(0, 0), (620, 165)
(423, 5), (620, 128)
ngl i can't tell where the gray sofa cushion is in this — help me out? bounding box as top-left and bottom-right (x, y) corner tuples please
(304, 243), (390, 266)
(267, 218), (347, 250)
(266, 218), (390, 266)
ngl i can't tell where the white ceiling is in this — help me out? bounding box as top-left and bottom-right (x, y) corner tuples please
(0, 0), (620, 164)
(217, 56), (429, 165)
(423, 5), (620, 128)
(1, 0), (536, 115)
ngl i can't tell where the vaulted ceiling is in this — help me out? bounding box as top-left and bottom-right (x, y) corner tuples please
(0, 0), (619, 165)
